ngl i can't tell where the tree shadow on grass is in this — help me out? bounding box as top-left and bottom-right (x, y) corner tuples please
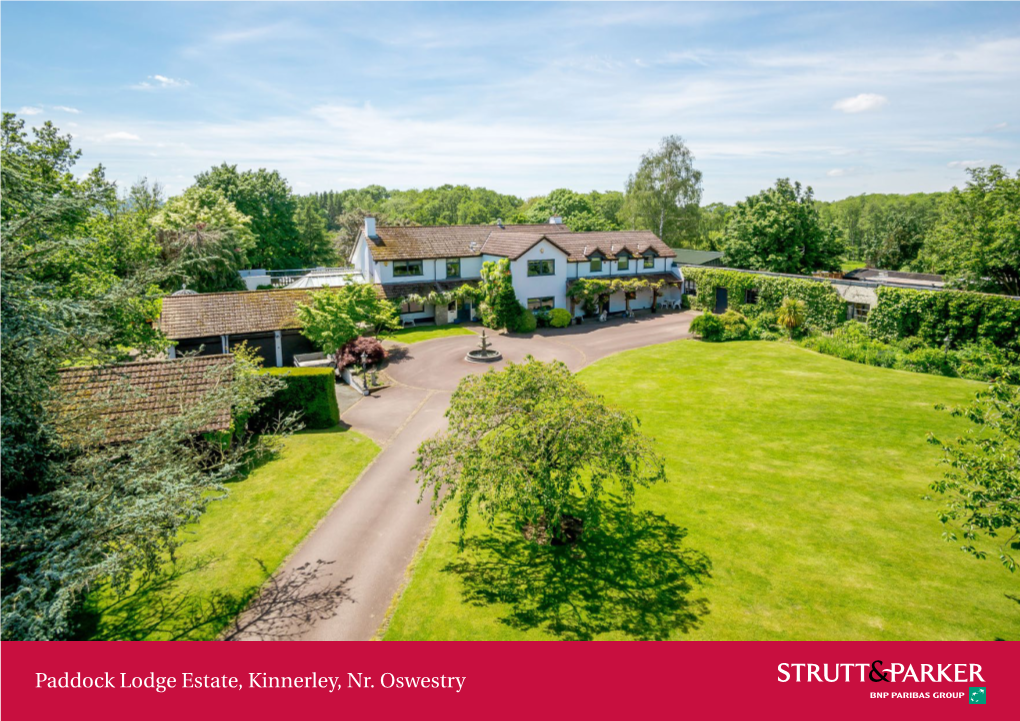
(78, 557), (353, 641)
(444, 499), (711, 640)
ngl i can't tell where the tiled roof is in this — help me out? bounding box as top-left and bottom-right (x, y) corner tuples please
(479, 232), (576, 260)
(160, 289), (315, 339)
(553, 231), (676, 262)
(365, 224), (675, 264)
(56, 355), (234, 444)
(374, 279), (478, 300)
(365, 224), (573, 262)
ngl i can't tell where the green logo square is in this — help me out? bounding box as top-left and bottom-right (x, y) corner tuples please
(968, 687), (986, 704)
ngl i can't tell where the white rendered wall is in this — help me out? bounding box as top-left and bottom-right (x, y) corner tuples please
(508, 240), (569, 310)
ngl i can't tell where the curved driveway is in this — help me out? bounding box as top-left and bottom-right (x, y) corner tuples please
(236, 311), (693, 641)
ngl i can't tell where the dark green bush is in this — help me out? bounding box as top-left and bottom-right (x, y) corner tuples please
(718, 310), (751, 341)
(748, 310), (780, 340)
(549, 308), (573, 328)
(515, 311), (538, 334)
(690, 313), (725, 341)
(251, 367), (339, 431)
(801, 321), (1020, 382)
(954, 341), (1020, 384)
(898, 347), (958, 377)
(534, 309), (551, 328)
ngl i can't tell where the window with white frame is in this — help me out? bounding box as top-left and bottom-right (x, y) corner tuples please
(393, 260), (423, 277)
(848, 302), (870, 321)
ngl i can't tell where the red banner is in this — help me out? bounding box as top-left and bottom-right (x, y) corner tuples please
(1, 641), (1013, 719)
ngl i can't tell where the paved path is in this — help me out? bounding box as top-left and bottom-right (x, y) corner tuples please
(236, 311), (693, 641)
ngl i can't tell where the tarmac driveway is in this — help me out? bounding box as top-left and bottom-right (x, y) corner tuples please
(235, 311), (693, 641)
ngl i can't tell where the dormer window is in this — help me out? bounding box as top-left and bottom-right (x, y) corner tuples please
(618, 254), (630, 271)
(643, 256), (655, 269)
(590, 256), (602, 272)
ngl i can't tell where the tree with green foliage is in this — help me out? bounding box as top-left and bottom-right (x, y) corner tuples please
(776, 297), (807, 336)
(1, 128), (289, 639)
(194, 163), (300, 269)
(818, 192), (941, 269)
(918, 165), (1020, 296)
(624, 135), (703, 246)
(295, 283), (399, 367)
(927, 381), (1020, 573)
(722, 179), (843, 274)
(413, 358), (667, 543)
(293, 195), (336, 267)
(478, 258), (525, 331)
(519, 188), (624, 231)
(151, 186), (255, 292)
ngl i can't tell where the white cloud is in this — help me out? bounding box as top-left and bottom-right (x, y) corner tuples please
(101, 131), (141, 141)
(985, 122), (1008, 132)
(19, 106), (43, 115)
(827, 168), (846, 177)
(833, 93), (888, 113)
(53, 106), (81, 114)
(132, 75), (190, 90)
(947, 159), (986, 169)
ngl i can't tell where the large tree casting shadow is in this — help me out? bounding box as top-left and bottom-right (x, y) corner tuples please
(444, 500), (711, 640)
(78, 558), (353, 641)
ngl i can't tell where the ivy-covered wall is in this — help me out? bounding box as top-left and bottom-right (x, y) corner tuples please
(682, 267), (846, 331)
(868, 286), (1020, 352)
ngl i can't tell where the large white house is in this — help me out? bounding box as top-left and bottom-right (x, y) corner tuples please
(350, 217), (684, 324)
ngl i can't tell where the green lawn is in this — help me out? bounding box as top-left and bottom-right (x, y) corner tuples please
(382, 324), (477, 344)
(384, 341), (1019, 641)
(83, 426), (378, 640)
(841, 260), (867, 272)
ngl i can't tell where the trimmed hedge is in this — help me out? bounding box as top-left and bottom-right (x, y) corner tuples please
(868, 286), (1020, 352)
(251, 367), (340, 431)
(682, 267), (845, 331)
(549, 308), (572, 328)
(516, 310), (538, 333)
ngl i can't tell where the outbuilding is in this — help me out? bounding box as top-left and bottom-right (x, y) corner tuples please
(159, 289), (318, 367)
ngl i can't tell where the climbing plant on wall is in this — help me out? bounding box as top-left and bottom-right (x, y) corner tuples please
(681, 267), (845, 331)
(868, 286), (1020, 352)
(566, 277), (671, 316)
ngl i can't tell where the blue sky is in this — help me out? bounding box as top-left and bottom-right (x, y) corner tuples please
(2, 2), (1018, 203)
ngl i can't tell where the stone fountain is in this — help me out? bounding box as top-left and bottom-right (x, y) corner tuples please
(465, 328), (503, 363)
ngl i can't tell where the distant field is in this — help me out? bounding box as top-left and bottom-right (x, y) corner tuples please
(83, 427), (379, 641)
(384, 341), (1018, 641)
(841, 260), (867, 272)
